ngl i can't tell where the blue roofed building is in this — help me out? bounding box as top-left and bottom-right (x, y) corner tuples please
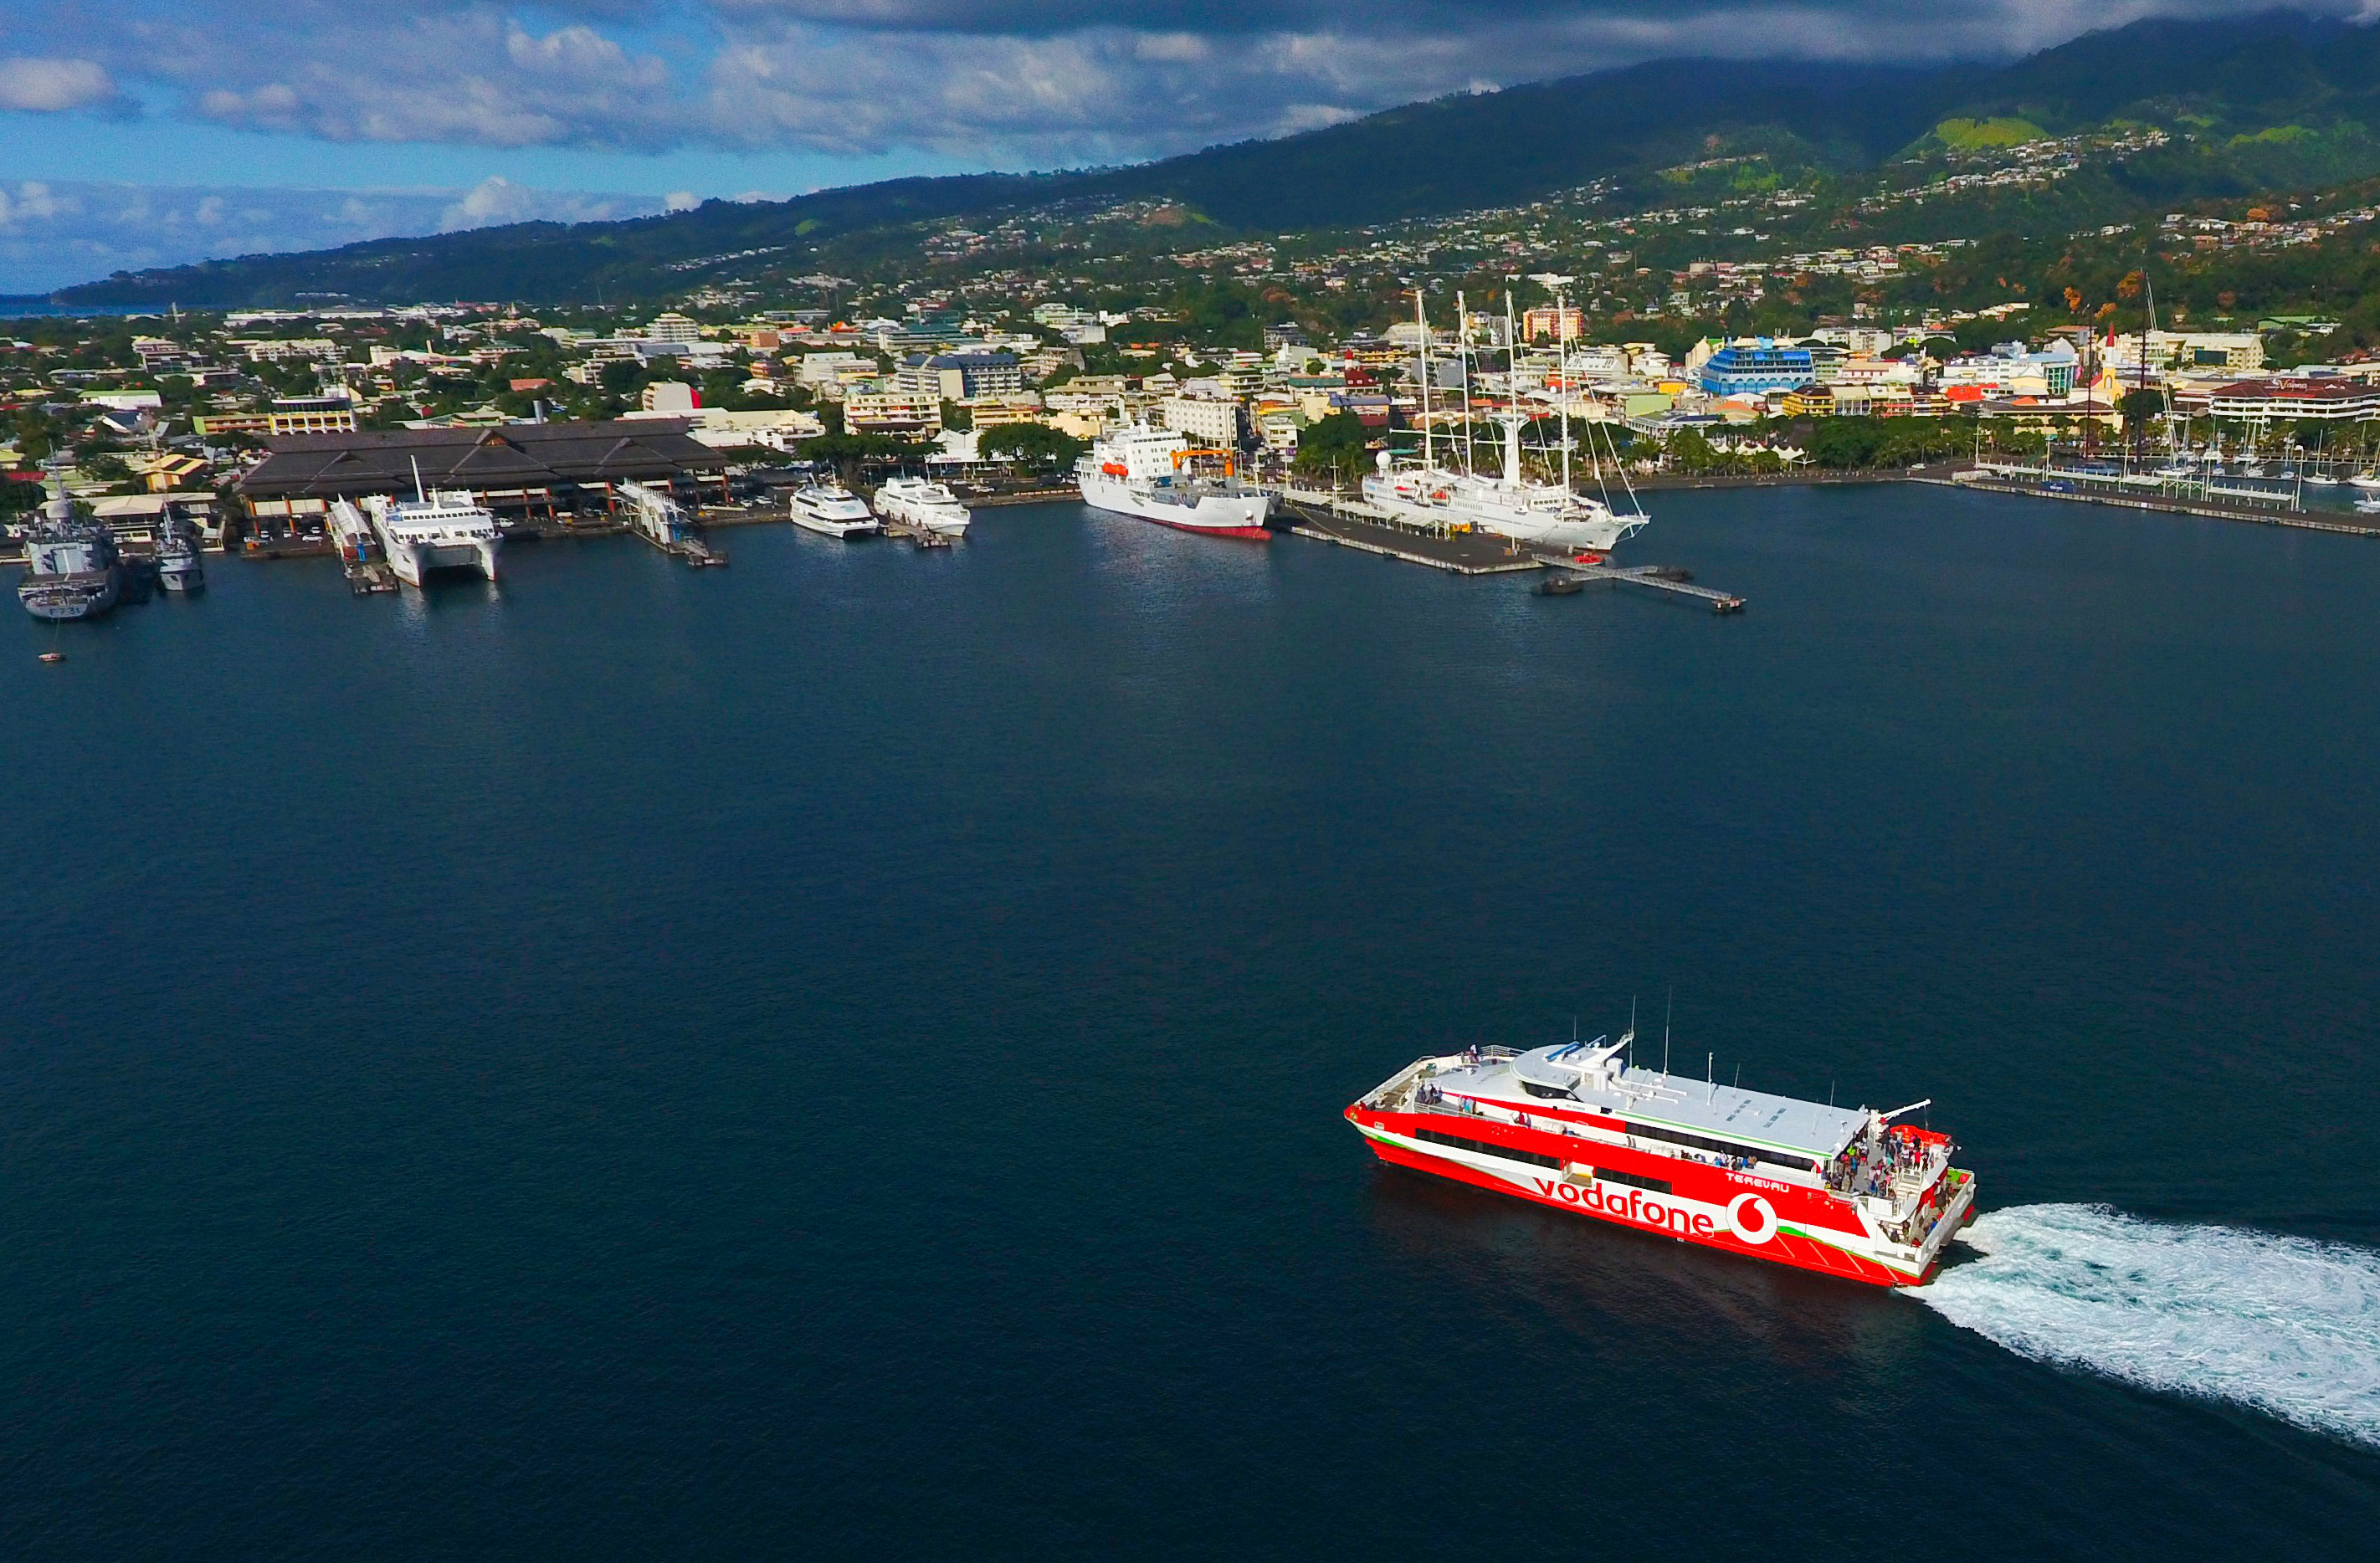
(1699, 339), (1817, 398)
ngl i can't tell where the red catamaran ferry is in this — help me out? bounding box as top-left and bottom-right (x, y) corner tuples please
(1346, 1027), (1977, 1286)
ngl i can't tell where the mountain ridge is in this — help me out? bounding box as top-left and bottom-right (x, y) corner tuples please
(51, 9), (2380, 308)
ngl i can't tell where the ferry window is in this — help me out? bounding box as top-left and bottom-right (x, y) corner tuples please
(1593, 1167), (1673, 1196)
(1415, 1127), (1560, 1170)
(1623, 1120), (1816, 1175)
(1521, 1081), (1576, 1100)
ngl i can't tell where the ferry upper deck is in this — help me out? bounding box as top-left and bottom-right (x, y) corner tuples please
(1366, 1038), (1956, 1218)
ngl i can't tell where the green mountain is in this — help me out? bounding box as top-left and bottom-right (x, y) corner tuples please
(54, 9), (2380, 308)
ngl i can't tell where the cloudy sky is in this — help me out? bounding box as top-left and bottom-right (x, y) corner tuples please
(0, 0), (2350, 291)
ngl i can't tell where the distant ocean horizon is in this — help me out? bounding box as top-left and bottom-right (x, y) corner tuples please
(0, 296), (167, 320)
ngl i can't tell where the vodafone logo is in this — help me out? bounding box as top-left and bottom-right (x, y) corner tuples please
(1727, 1193), (1778, 1246)
(1521, 1175), (1782, 1251)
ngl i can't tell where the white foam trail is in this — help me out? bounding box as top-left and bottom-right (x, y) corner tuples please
(1915, 1203), (2380, 1447)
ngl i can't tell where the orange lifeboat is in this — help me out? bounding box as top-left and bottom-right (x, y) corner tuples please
(1101, 462), (1129, 477)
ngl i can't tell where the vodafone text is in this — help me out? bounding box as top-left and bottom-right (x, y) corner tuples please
(1533, 1178), (1715, 1236)
(1530, 1178), (1781, 1246)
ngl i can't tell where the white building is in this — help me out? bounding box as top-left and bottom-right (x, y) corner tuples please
(799, 351), (871, 386)
(644, 312), (703, 346)
(1160, 397), (1242, 446)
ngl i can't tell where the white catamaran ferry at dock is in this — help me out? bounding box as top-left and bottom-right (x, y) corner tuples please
(1347, 1027), (1975, 1286)
(360, 486), (501, 587)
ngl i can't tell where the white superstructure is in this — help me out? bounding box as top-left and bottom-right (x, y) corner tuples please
(361, 487), (500, 587)
(789, 482), (879, 538)
(1362, 286), (1648, 556)
(1074, 423), (1273, 537)
(874, 477), (971, 537)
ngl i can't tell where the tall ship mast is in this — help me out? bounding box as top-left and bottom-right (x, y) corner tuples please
(1346, 1022), (1977, 1286)
(1362, 285), (1649, 556)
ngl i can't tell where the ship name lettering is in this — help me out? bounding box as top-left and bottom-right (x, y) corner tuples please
(1535, 1178), (1716, 1237)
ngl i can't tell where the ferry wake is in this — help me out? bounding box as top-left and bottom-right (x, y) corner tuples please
(1347, 1024), (1975, 1286)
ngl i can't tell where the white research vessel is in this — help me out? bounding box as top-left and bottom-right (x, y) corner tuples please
(873, 476), (971, 537)
(1075, 423), (1272, 538)
(361, 479), (500, 587)
(789, 482), (880, 538)
(1362, 286), (1648, 556)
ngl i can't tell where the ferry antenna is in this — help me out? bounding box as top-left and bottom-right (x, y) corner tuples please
(1662, 989), (1672, 1079)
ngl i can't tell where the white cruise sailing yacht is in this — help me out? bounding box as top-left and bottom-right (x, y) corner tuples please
(873, 476), (971, 536)
(1362, 285), (1649, 556)
(789, 481), (880, 538)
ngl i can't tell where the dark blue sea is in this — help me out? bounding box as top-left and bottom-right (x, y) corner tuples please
(5, 489), (2377, 1558)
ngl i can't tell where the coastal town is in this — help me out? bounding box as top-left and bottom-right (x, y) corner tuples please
(13, 116), (2380, 609)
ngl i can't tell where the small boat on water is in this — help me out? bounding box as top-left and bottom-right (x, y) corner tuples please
(38, 650), (64, 664)
(873, 476), (971, 537)
(789, 483), (879, 539)
(1346, 1019), (1976, 1287)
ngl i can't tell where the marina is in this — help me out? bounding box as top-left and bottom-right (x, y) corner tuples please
(1941, 469), (2380, 537)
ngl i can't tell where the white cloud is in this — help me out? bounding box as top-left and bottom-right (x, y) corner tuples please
(0, 181), (79, 230)
(435, 175), (672, 229)
(0, 0), (2370, 167)
(0, 55), (116, 112)
(0, 179), (670, 293)
(665, 190), (701, 210)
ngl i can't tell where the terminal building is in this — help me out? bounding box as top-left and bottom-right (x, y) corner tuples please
(234, 418), (731, 527)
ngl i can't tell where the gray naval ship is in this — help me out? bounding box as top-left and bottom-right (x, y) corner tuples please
(18, 488), (123, 621)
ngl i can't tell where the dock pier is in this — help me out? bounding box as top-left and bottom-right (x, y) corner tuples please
(1277, 493), (1546, 576)
(342, 558), (398, 594)
(1276, 489), (1747, 608)
(618, 481), (728, 566)
(1537, 561), (1745, 613)
(876, 518), (957, 549)
(1941, 465), (2380, 536)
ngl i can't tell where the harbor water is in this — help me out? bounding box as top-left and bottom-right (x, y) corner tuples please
(4, 488), (2377, 1556)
